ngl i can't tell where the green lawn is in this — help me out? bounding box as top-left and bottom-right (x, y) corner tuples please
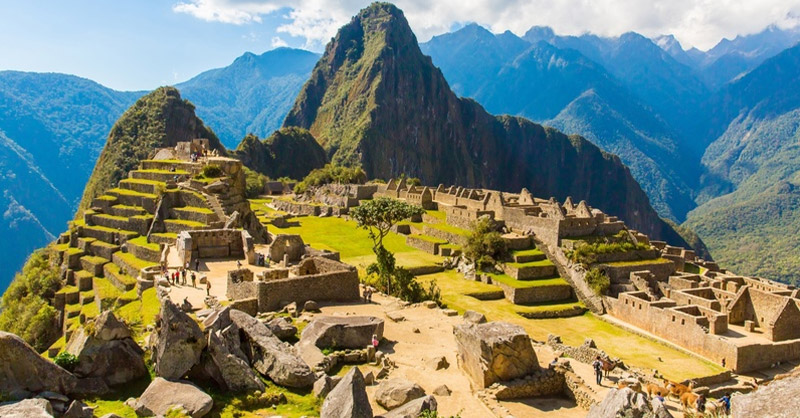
(273, 215), (443, 271)
(506, 259), (554, 268)
(422, 270), (724, 381)
(487, 272), (567, 288)
(512, 248), (545, 257)
(128, 236), (160, 252)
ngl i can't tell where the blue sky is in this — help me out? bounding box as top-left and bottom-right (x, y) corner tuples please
(0, 1), (305, 91)
(2, 0), (799, 91)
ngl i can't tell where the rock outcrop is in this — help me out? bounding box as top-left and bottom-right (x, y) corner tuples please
(453, 321), (540, 388)
(265, 316), (298, 340)
(153, 298), (207, 380)
(64, 311), (147, 386)
(134, 378), (213, 418)
(587, 387), (656, 418)
(0, 331), (108, 397)
(375, 378), (426, 410)
(205, 327), (265, 392)
(379, 395), (438, 418)
(731, 372), (800, 418)
(320, 367), (372, 418)
(463, 310), (487, 324)
(229, 309), (315, 388)
(0, 398), (54, 418)
(298, 316), (384, 366)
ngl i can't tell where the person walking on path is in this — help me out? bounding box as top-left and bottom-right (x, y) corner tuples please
(191, 272), (196, 288)
(195, 258), (200, 271)
(206, 279), (211, 296)
(181, 268), (187, 285)
(592, 356), (603, 386)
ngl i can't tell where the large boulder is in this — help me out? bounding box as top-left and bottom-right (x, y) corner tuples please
(0, 331), (109, 397)
(732, 372), (800, 417)
(321, 367), (372, 418)
(453, 321), (539, 388)
(0, 398), (54, 418)
(134, 377), (213, 418)
(205, 327), (265, 392)
(265, 317), (298, 340)
(64, 311), (147, 387)
(375, 378), (426, 410)
(153, 298), (206, 380)
(380, 395), (438, 418)
(587, 387), (655, 418)
(229, 309), (315, 388)
(298, 316), (384, 366)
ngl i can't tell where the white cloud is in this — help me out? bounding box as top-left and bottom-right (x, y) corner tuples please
(270, 36), (288, 47)
(172, 0), (800, 50)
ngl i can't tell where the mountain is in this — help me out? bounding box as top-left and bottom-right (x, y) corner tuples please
(283, 2), (689, 246)
(656, 25), (800, 89)
(685, 43), (800, 282)
(233, 127), (327, 180)
(177, 48), (319, 149)
(421, 25), (697, 221)
(78, 87), (224, 212)
(0, 72), (140, 291)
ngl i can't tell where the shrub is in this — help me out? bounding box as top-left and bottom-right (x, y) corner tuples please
(585, 268), (610, 296)
(294, 164), (366, 194)
(201, 164), (223, 178)
(463, 217), (508, 271)
(243, 166), (268, 198)
(54, 352), (79, 372)
(566, 231), (649, 266)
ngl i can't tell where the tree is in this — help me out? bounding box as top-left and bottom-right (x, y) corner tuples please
(350, 198), (425, 296)
(463, 217), (508, 271)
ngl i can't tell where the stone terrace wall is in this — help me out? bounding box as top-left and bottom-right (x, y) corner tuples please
(495, 282), (572, 305)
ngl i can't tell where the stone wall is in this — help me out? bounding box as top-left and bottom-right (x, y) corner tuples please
(536, 240), (605, 313)
(422, 225), (469, 246)
(599, 259), (676, 283)
(255, 258), (359, 312)
(495, 282), (572, 305)
(405, 235), (442, 255)
(176, 229), (254, 265)
(485, 368), (565, 400)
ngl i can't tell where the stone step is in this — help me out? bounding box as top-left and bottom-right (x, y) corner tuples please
(502, 261), (557, 280)
(80, 290), (95, 305)
(126, 237), (163, 263)
(107, 188), (158, 212)
(80, 256), (109, 278)
(512, 249), (547, 263)
(120, 178), (165, 195)
(74, 270), (95, 291)
(112, 251), (158, 278)
(103, 263), (137, 291)
(150, 232), (178, 246)
(89, 239), (121, 260)
(80, 225), (138, 246)
(140, 159), (200, 172)
(89, 213), (132, 231)
(91, 195), (118, 211)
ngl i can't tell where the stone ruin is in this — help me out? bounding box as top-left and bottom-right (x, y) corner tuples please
(176, 228), (256, 266)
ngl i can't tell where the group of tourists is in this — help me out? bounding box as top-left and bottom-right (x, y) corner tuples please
(163, 267), (196, 288)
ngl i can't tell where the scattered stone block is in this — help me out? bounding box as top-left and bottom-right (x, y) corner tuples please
(0, 399), (54, 418)
(375, 378), (426, 410)
(320, 367), (372, 418)
(442, 309), (458, 317)
(463, 310), (487, 324)
(386, 311), (405, 322)
(422, 301), (437, 309)
(433, 385), (451, 396)
(134, 377), (213, 418)
(453, 321), (540, 388)
(304, 300), (320, 312)
(427, 356), (449, 370)
(152, 299), (206, 380)
(380, 395), (438, 418)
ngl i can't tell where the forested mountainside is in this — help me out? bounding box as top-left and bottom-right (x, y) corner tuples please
(0, 72), (139, 291)
(282, 3), (689, 246)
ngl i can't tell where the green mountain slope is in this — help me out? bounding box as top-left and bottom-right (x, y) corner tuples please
(78, 86), (224, 212)
(0, 72), (140, 290)
(283, 2), (689, 246)
(233, 127), (327, 180)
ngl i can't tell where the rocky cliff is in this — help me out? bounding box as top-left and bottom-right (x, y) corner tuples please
(283, 2), (688, 245)
(77, 87), (224, 213)
(234, 127), (327, 180)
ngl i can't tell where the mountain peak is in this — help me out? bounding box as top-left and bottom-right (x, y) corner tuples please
(524, 26), (556, 42)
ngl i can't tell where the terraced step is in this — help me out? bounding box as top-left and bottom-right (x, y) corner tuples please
(164, 219), (208, 233)
(127, 236), (162, 263)
(439, 244), (462, 257)
(90, 213), (132, 231)
(107, 188), (158, 211)
(140, 159), (200, 172)
(80, 255), (109, 278)
(112, 251), (158, 277)
(92, 277), (122, 310)
(89, 240), (121, 260)
(62, 247), (85, 270)
(164, 189), (208, 208)
(109, 204), (148, 217)
(91, 194), (118, 211)
(65, 303), (81, 319)
(150, 232), (178, 245)
(77, 237), (97, 253)
(502, 259), (557, 280)
(170, 206), (217, 223)
(80, 289), (95, 305)
(103, 263), (137, 291)
(73, 270), (94, 291)
(56, 285), (80, 305)
(406, 234), (448, 255)
(80, 224), (138, 244)
(512, 248), (547, 263)
(515, 301), (588, 319)
(486, 273), (573, 305)
(120, 178), (166, 195)
(131, 168), (191, 183)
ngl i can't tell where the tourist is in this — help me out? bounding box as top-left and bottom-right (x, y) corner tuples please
(181, 268), (187, 285)
(191, 272), (196, 288)
(206, 280), (211, 296)
(720, 393), (731, 415)
(592, 356), (603, 386)
(549, 357), (558, 368)
(371, 334), (379, 349)
(696, 394), (706, 413)
(195, 258), (200, 271)
(655, 394), (665, 404)
(721, 357), (726, 368)
(237, 259), (242, 269)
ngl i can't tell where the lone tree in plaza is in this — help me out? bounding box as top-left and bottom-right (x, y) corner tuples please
(350, 197), (428, 299)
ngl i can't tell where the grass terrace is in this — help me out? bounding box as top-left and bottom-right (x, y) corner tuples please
(164, 219), (207, 228)
(114, 251), (158, 271)
(174, 206), (215, 215)
(128, 236), (160, 252)
(108, 188), (158, 199)
(602, 258), (674, 267)
(425, 209), (447, 221)
(486, 272), (568, 288)
(512, 248), (545, 257)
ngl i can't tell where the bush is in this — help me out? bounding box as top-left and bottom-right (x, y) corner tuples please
(201, 164), (223, 178)
(585, 268), (610, 296)
(566, 231), (649, 266)
(0, 248), (62, 351)
(243, 166), (268, 198)
(294, 164), (366, 194)
(463, 217), (508, 271)
(54, 352), (79, 372)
